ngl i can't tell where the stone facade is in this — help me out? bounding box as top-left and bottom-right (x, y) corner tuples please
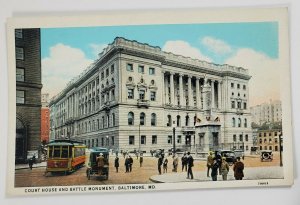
(49, 37), (253, 154)
(257, 130), (282, 152)
(15, 28), (42, 163)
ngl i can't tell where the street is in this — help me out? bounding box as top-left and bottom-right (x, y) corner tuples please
(15, 153), (282, 187)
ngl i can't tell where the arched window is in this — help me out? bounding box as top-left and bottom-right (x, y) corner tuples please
(128, 112), (134, 125)
(244, 119), (247, 127)
(151, 113), (156, 126)
(112, 113), (115, 127)
(177, 115), (181, 127)
(185, 115), (190, 126)
(238, 118), (241, 127)
(140, 112), (145, 126)
(167, 115), (172, 127)
(232, 118), (236, 127)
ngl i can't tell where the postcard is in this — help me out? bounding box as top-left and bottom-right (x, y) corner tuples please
(6, 7), (293, 196)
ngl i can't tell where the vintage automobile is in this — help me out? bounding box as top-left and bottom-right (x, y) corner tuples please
(234, 149), (245, 160)
(260, 150), (273, 162)
(219, 150), (237, 166)
(86, 147), (109, 180)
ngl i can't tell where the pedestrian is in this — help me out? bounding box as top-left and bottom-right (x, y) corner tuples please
(139, 153), (143, 167)
(114, 155), (119, 173)
(186, 152), (194, 179)
(172, 154), (178, 172)
(28, 155), (36, 170)
(181, 152), (187, 172)
(125, 156), (130, 173)
(233, 157), (244, 180)
(157, 155), (163, 175)
(163, 158), (168, 173)
(128, 155), (133, 172)
(215, 151), (222, 175)
(96, 153), (105, 176)
(211, 158), (219, 181)
(206, 151), (214, 177)
(220, 157), (230, 180)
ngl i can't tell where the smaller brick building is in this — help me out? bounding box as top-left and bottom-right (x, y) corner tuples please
(41, 108), (50, 143)
(257, 129), (282, 151)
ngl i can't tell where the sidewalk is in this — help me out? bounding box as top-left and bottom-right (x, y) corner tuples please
(150, 166), (284, 183)
(15, 162), (47, 170)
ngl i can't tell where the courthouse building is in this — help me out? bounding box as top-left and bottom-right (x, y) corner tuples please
(15, 29), (42, 163)
(49, 37), (253, 153)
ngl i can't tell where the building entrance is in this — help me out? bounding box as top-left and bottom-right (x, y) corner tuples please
(16, 118), (26, 162)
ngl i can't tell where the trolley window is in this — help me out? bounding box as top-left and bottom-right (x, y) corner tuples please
(61, 146), (69, 158)
(48, 146), (53, 158)
(53, 146), (61, 158)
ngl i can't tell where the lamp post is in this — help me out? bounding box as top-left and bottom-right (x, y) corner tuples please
(106, 135), (109, 148)
(172, 121), (176, 155)
(138, 123), (141, 154)
(279, 133), (283, 167)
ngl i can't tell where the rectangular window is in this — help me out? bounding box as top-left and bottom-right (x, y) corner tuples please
(128, 89), (134, 99)
(245, 134), (248, 141)
(106, 68), (109, 77)
(15, 29), (23, 38)
(127, 63), (133, 71)
(239, 134), (243, 142)
(243, 85), (246, 90)
(237, 84), (240, 89)
(152, 135), (157, 144)
(111, 64), (115, 74)
(101, 138), (104, 146)
(231, 83), (234, 88)
(243, 102), (247, 109)
(16, 90), (25, 104)
(16, 68), (24, 82)
(129, 136), (135, 145)
(233, 134), (236, 142)
(141, 135), (146, 145)
(139, 90), (145, 100)
(237, 101), (241, 109)
(111, 136), (114, 146)
(275, 132), (278, 136)
(138, 65), (144, 73)
(177, 135), (182, 144)
(16, 47), (24, 60)
(101, 72), (104, 80)
(167, 135), (172, 144)
(149, 67), (155, 75)
(150, 91), (156, 101)
(231, 101), (235, 109)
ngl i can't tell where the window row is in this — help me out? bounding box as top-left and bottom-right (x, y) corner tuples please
(231, 82), (247, 90)
(260, 145), (279, 151)
(231, 100), (247, 109)
(232, 134), (249, 142)
(127, 63), (155, 75)
(101, 64), (115, 80)
(77, 113), (116, 134)
(232, 118), (248, 128)
(127, 89), (156, 101)
(128, 112), (157, 126)
(84, 136), (115, 148)
(258, 132), (279, 137)
(259, 138), (279, 144)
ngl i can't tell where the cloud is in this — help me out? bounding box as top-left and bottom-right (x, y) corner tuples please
(162, 40), (211, 62)
(89, 43), (107, 58)
(42, 43), (93, 98)
(201, 36), (233, 55)
(225, 48), (280, 106)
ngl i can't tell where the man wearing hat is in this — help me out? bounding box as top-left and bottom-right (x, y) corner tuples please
(220, 157), (230, 180)
(96, 153), (105, 176)
(206, 151), (214, 177)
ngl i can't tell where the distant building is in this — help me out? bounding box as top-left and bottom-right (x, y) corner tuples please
(15, 28), (42, 163)
(41, 93), (50, 143)
(250, 100), (282, 125)
(257, 129), (282, 151)
(49, 37), (253, 153)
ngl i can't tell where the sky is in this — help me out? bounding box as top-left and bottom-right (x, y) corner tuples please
(41, 22), (279, 106)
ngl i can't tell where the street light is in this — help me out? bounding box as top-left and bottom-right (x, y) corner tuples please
(172, 121), (176, 155)
(106, 135), (109, 147)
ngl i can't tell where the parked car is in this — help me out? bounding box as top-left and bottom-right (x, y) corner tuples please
(260, 150), (273, 162)
(168, 148), (184, 155)
(234, 149), (245, 160)
(219, 150), (237, 165)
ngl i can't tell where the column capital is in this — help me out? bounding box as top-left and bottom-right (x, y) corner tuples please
(187, 74), (193, 79)
(196, 76), (201, 80)
(169, 71), (175, 76)
(179, 73), (184, 77)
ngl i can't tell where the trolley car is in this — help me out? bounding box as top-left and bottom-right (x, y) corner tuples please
(86, 147), (109, 180)
(45, 139), (86, 175)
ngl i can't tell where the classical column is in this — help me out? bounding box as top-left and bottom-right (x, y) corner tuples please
(164, 75), (169, 104)
(170, 72), (175, 105)
(196, 77), (201, 109)
(218, 81), (222, 109)
(179, 74), (184, 107)
(188, 75), (193, 107)
(211, 80), (215, 109)
(161, 70), (165, 105)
